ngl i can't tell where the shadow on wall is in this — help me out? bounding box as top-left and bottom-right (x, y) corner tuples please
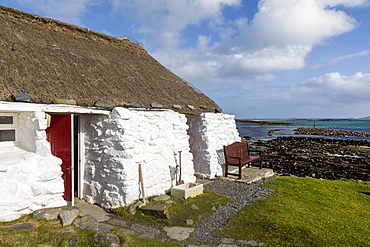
(216, 149), (225, 175)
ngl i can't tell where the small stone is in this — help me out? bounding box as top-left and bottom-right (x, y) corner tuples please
(165, 200), (175, 204)
(93, 231), (120, 247)
(74, 215), (107, 232)
(106, 219), (127, 228)
(191, 204), (199, 210)
(57, 227), (76, 235)
(68, 238), (78, 246)
(118, 228), (135, 236)
(33, 208), (63, 220)
(153, 194), (171, 201)
(12, 223), (33, 230)
(131, 224), (161, 239)
(100, 223), (115, 230)
(59, 209), (79, 226)
(221, 238), (235, 244)
(163, 226), (194, 241)
(186, 219), (194, 225)
(211, 206), (217, 211)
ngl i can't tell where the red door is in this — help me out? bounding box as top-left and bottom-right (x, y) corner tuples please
(46, 114), (73, 202)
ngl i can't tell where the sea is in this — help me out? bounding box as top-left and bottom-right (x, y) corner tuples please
(236, 118), (370, 143)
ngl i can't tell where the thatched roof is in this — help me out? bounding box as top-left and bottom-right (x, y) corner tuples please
(0, 5), (220, 114)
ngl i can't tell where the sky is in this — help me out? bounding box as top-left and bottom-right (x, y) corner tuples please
(2, 0), (370, 119)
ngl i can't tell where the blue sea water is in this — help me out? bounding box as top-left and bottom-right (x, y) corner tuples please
(236, 119), (370, 142)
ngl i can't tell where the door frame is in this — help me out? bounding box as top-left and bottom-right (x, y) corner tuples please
(46, 113), (85, 206)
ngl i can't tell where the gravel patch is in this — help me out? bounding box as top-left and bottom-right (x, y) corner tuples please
(190, 177), (277, 244)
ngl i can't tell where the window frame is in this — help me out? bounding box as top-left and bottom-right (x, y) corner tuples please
(0, 113), (18, 145)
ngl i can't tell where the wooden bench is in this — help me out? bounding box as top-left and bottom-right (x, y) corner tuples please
(223, 141), (263, 179)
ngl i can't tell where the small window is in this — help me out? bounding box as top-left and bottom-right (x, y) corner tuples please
(0, 113), (17, 143)
(0, 116), (13, 124)
(0, 130), (15, 141)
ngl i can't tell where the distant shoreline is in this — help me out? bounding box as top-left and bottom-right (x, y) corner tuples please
(235, 119), (293, 125)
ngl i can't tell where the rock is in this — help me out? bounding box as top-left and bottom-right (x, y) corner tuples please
(11, 223), (33, 230)
(153, 194), (171, 201)
(221, 238), (235, 244)
(59, 209), (79, 226)
(237, 239), (265, 246)
(106, 218), (127, 228)
(33, 208), (63, 220)
(166, 200), (175, 204)
(163, 226), (194, 241)
(186, 219), (194, 225)
(68, 238), (78, 246)
(131, 223), (161, 239)
(118, 228), (136, 236)
(92, 231), (120, 247)
(100, 223), (116, 230)
(191, 204), (200, 210)
(74, 215), (107, 232)
(141, 204), (169, 219)
(57, 227), (76, 235)
(254, 136), (370, 181)
(211, 206), (217, 211)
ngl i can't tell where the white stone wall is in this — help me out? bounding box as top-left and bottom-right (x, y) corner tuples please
(187, 113), (240, 179)
(0, 111), (66, 222)
(84, 108), (195, 209)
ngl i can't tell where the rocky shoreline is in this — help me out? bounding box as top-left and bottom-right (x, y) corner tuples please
(295, 127), (370, 137)
(253, 136), (370, 181)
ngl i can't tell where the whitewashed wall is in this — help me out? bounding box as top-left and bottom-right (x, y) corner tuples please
(187, 113), (240, 179)
(0, 111), (65, 222)
(84, 108), (195, 209)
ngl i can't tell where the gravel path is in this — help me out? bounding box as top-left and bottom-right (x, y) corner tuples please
(190, 177), (277, 244)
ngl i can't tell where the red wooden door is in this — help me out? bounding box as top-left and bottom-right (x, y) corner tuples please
(46, 114), (73, 202)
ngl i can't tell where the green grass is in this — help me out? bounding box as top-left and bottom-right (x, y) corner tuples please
(0, 215), (109, 247)
(114, 190), (231, 228)
(218, 177), (370, 247)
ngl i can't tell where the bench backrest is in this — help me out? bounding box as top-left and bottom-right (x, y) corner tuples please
(223, 142), (250, 160)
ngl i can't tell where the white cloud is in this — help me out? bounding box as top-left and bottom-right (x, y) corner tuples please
(148, 0), (368, 89)
(222, 72), (370, 118)
(110, 0), (241, 47)
(311, 50), (370, 69)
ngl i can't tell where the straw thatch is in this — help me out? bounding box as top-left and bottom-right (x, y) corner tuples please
(0, 5), (220, 114)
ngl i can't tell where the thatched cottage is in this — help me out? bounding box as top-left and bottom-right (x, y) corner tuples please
(0, 5), (240, 222)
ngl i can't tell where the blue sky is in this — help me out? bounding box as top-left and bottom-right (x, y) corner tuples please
(2, 0), (370, 118)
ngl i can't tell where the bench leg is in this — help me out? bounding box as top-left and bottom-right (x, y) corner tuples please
(239, 166), (242, 179)
(259, 160), (262, 169)
(225, 163), (228, 177)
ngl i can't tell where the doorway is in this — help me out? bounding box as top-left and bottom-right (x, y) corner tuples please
(46, 113), (84, 206)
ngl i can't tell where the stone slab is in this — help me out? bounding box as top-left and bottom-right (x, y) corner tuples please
(141, 204), (169, 218)
(225, 167), (274, 183)
(74, 199), (112, 222)
(163, 226), (194, 241)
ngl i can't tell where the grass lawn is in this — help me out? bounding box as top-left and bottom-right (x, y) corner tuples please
(218, 177), (370, 247)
